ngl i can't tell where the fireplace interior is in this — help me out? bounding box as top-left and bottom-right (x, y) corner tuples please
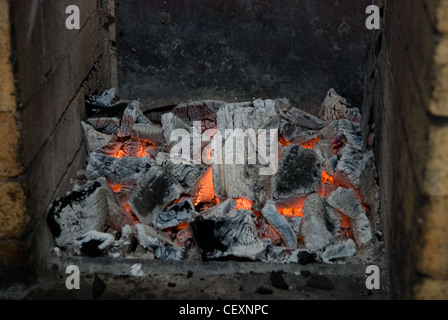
(1, 0), (447, 300)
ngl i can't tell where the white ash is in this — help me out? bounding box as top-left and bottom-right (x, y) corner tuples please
(75, 230), (115, 254)
(326, 187), (365, 219)
(135, 223), (183, 260)
(81, 122), (115, 154)
(320, 239), (357, 263)
(86, 88), (117, 107)
(262, 201), (298, 249)
(319, 88), (361, 124)
(130, 263), (145, 277)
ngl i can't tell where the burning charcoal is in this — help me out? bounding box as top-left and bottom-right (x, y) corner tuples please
(214, 210), (260, 249)
(106, 195), (134, 231)
(98, 141), (123, 157)
(255, 216), (283, 246)
(273, 145), (322, 207)
(322, 156), (338, 176)
(47, 180), (110, 249)
(128, 166), (184, 225)
(131, 123), (165, 145)
(319, 88), (361, 124)
(172, 100), (224, 130)
(153, 199), (196, 230)
(119, 101), (152, 137)
(301, 194), (334, 251)
(333, 146), (379, 213)
(211, 210), (268, 261)
(319, 119), (362, 152)
(85, 152), (152, 185)
(81, 122), (115, 154)
(262, 202), (298, 249)
(213, 99), (279, 208)
(190, 218), (226, 260)
(77, 231), (115, 257)
(107, 225), (137, 258)
(279, 107), (324, 130)
(174, 227), (194, 249)
(326, 187), (365, 219)
(135, 223), (183, 260)
(350, 213), (373, 247)
(199, 198), (237, 218)
(279, 120), (319, 146)
(288, 216), (303, 236)
(156, 152), (209, 195)
(161, 112), (191, 150)
(321, 238), (357, 263)
(86, 88), (117, 107)
(87, 116), (121, 135)
(313, 139), (334, 162)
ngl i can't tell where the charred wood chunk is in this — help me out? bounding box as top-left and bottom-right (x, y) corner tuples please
(273, 145), (322, 206)
(85, 152), (152, 185)
(321, 239), (357, 263)
(135, 223), (183, 260)
(190, 218), (226, 261)
(86, 88), (117, 108)
(87, 117), (121, 135)
(77, 231), (115, 257)
(262, 202), (297, 249)
(302, 194), (335, 251)
(279, 107), (324, 130)
(119, 101), (152, 137)
(319, 88), (361, 124)
(161, 112), (191, 150)
(81, 122), (115, 154)
(156, 152), (209, 195)
(214, 210), (260, 249)
(313, 139), (334, 162)
(131, 123), (165, 145)
(318, 119), (362, 153)
(47, 180), (109, 249)
(326, 187), (364, 219)
(200, 198), (237, 218)
(129, 166), (183, 225)
(350, 213), (373, 247)
(172, 100), (224, 129)
(153, 199), (196, 230)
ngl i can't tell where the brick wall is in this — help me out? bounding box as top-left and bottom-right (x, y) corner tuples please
(367, 0), (448, 299)
(0, 0), (116, 284)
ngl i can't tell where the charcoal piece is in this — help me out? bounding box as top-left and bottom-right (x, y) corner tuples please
(119, 101), (152, 137)
(161, 112), (192, 151)
(85, 152), (153, 185)
(190, 218), (226, 261)
(121, 139), (147, 158)
(106, 195), (134, 231)
(270, 271), (289, 290)
(319, 119), (362, 152)
(77, 231), (115, 257)
(297, 251), (318, 265)
(87, 117), (121, 135)
(262, 202), (298, 249)
(212, 99), (279, 208)
(172, 100), (224, 129)
(200, 198), (237, 218)
(129, 166), (184, 225)
(313, 139), (334, 162)
(319, 88), (361, 124)
(98, 141), (123, 157)
(86, 88), (117, 107)
(301, 194), (335, 251)
(326, 187), (365, 219)
(288, 216), (303, 236)
(321, 239), (357, 263)
(351, 213), (373, 247)
(135, 223), (183, 260)
(333, 146), (379, 213)
(279, 120), (319, 145)
(214, 210), (260, 249)
(323, 156), (338, 176)
(131, 123), (165, 145)
(273, 145), (322, 206)
(47, 180), (109, 249)
(153, 199), (196, 230)
(81, 122), (115, 154)
(279, 107), (324, 130)
(156, 152), (209, 195)
(305, 274), (335, 291)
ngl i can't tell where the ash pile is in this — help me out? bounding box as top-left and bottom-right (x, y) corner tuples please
(47, 88), (381, 265)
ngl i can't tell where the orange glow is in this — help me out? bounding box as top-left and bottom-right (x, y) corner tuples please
(277, 207), (304, 218)
(279, 136), (292, 147)
(341, 215), (352, 239)
(178, 222), (189, 230)
(109, 184), (123, 193)
(299, 137), (321, 150)
(137, 143), (148, 158)
(321, 170), (336, 184)
(194, 167), (216, 206)
(115, 149), (126, 158)
(234, 198), (254, 210)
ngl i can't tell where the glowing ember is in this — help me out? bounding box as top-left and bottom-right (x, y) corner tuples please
(279, 136), (292, 147)
(177, 222), (189, 230)
(137, 143), (148, 158)
(299, 137), (321, 150)
(194, 167), (216, 206)
(341, 215), (352, 239)
(321, 170), (336, 184)
(277, 207), (304, 218)
(109, 184), (123, 193)
(234, 198), (254, 210)
(115, 149), (126, 158)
